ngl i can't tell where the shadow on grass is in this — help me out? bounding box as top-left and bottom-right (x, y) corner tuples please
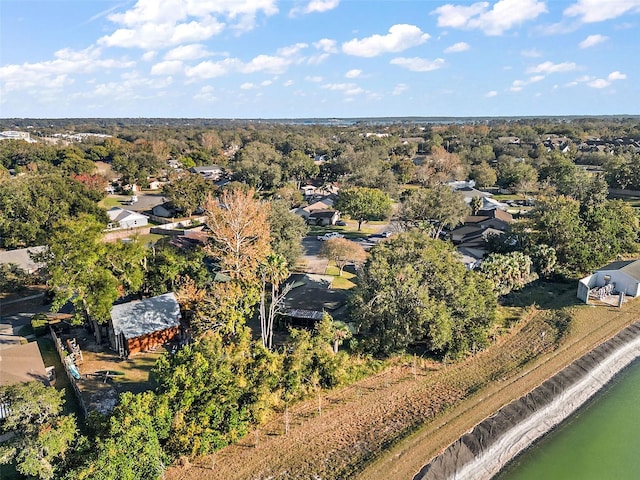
(501, 279), (581, 310)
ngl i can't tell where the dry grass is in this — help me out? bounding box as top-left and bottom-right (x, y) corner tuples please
(164, 282), (640, 480)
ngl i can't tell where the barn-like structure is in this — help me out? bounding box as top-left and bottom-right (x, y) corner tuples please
(109, 293), (181, 357)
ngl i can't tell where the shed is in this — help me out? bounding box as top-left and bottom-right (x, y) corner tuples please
(109, 293), (181, 356)
(577, 259), (640, 303)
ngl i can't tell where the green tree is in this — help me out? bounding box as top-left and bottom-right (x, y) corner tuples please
(0, 174), (107, 248)
(350, 232), (496, 357)
(163, 171), (213, 217)
(399, 185), (469, 238)
(68, 392), (167, 480)
(480, 251), (537, 295)
(469, 161), (497, 189)
(335, 187), (392, 231)
(268, 200), (309, 268)
(41, 215), (119, 341)
(258, 253), (293, 349)
(0, 382), (77, 480)
(282, 150), (319, 189)
(319, 237), (367, 276)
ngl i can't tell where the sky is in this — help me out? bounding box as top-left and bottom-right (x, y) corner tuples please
(1, 0), (639, 119)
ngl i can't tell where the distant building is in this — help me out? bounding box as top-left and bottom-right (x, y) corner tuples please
(0, 131), (35, 143)
(106, 208), (149, 230)
(189, 165), (223, 181)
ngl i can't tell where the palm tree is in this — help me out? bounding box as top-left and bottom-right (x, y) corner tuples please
(259, 253), (293, 349)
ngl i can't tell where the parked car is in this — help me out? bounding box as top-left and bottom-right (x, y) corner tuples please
(335, 220), (347, 226)
(381, 231), (393, 237)
(317, 232), (344, 241)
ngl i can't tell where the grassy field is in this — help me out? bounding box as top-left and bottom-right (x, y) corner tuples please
(324, 264), (357, 289)
(165, 279), (640, 480)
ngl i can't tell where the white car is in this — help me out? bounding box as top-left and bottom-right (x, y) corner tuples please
(317, 232), (344, 241)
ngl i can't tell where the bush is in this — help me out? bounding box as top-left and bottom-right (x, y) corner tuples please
(30, 313), (49, 336)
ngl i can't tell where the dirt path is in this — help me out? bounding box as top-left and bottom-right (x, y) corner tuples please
(166, 301), (640, 480)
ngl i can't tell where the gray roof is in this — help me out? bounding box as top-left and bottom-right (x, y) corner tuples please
(0, 246), (46, 273)
(110, 293), (181, 340)
(0, 342), (48, 386)
(599, 259), (640, 282)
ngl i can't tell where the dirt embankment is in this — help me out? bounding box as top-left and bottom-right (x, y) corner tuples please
(166, 300), (640, 480)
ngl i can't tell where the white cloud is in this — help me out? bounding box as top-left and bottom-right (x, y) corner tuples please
(526, 61), (578, 74)
(608, 71), (627, 80)
(579, 34), (609, 48)
(321, 83), (365, 95)
(342, 24), (430, 57)
(142, 51), (157, 61)
(164, 44), (212, 61)
(510, 74), (545, 91)
(587, 78), (610, 88)
(240, 82), (257, 90)
(432, 0), (547, 36)
(313, 38), (338, 53)
(486, 90), (498, 97)
(564, 0), (640, 23)
(99, 0), (279, 49)
(393, 83), (409, 95)
(242, 55), (291, 74)
(151, 60), (184, 75)
(306, 76), (323, 82)
(290, 0), (340, 16)
(521, 48), (542, 58)
(283, 80), (294, 87)
(345, 69), (362, 78)
(0, 46), (134, 93)
(278, 43), (309, 57)
(390, 57), (446, 72)
(261, 80), (273, 86)
(194, 85), (217, 102)
(444, 42), (470, 53)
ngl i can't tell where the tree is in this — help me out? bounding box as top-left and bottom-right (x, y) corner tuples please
(258, 253), (293, 349)
(41, 215), (119, 342)
(204, 188), (271, 282)
(350, 232), (496, 358)
(282, 150), (319, 189)
(163, 171), (213, 217)
(335, 187), (392, 231)
(479, 252), (537, 296)
(319, 237), (367, 276)
(399, 185), (469, 238)
(0, 382), (77, 480)
(469, 161), (497, 188)
(268, 200), (309, 268)
(0, 174), (107, 248)
(68, 392), (167, 480)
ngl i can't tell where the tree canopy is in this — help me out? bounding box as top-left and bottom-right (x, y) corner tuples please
(334, 187), (392, 231)
(350, 231), (496, 358)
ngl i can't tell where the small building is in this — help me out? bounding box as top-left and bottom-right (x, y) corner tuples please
(0, 342), (49, 386)
(578, 259), (640, 303)
(307, 209), (340, 226)
(106, 207), (149, 230)
(108, 293), (182, 357)
(189, 165), (223, 181)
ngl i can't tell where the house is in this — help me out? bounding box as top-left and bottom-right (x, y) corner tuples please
(0, 246), (46, 274)
(307, 209), (340, 226)
(147, 179), (163, 190)
(293, 196), (337, 221)
(189, 165), (223, 181)
(106, 207), (149, 230)
(108, 292), (182, 357)
(280, 273), (348, 328)
(151, 202), (179, 219)
(0, 342), (49, 386)
(577, 259), (640, 303)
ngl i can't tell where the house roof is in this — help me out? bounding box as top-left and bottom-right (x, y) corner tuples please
(107, 207), (148, 223)
(190, 165), (221, 173)
(0, 246), (45, 273)
(0, 342), (49, 386)
(304, 197), (335, 212)
(456, 186), (492, 199)
(308, 209), (338, 219)
(110, 293), (181, 340)
(598, 259), (640, 282)
(476, 208), (513, 222)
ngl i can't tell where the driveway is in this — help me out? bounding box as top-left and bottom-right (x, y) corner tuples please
(300, 236), (329, 274)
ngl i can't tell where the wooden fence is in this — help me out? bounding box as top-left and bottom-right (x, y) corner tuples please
(50, 327), (88, 418)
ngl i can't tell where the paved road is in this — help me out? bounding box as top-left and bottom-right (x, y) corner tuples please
(0, 294), (49, 335)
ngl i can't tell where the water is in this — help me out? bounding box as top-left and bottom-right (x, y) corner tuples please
(496, 359), (640, 480)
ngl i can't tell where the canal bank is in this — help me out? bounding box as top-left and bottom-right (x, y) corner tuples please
(416, 322), (640, 480)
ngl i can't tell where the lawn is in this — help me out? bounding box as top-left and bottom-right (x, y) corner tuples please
(99, 195), (128, 209)
(324, 265), (357, 289)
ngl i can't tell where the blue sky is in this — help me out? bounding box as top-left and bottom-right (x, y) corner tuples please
(1, 0), (639, 118)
